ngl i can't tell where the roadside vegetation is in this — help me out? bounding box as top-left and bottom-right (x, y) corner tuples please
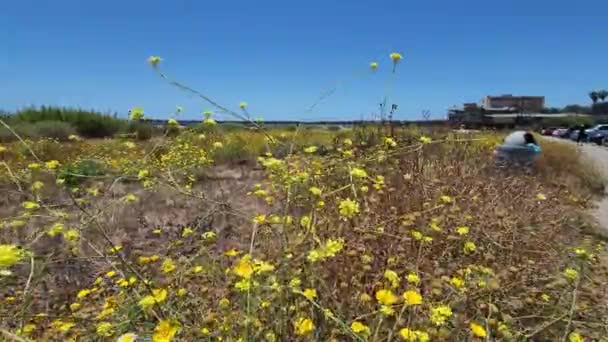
(0, 55), (606, 342)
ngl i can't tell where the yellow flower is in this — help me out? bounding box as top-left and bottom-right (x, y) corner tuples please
(384, 269), (400, 288)
(563, 268), (578, 280)
(68, 134), (81, 141)
(456, 226), (469, 235)
(239, 101), (248, 109)
(379, 305), (395, 316)
(130, 107), (145, 120)
(339, 198), (360, 219)
(224, 249), (240, 257)
(403, 290), (423, 305)
(541, 293), (550, 302)
(192, 265), (203, 273)
(108, 245), (122, 253)
(0, 145), (6, 153)
(51, 320), (75, 332)
(167, 118), (179, 126)
(294, 317), (314, 336)
(161, 258), (176, 273)
(139, 288), (168, 309)
(451, 276), (465, 288)
(0, 244), (24, 268)
(202, 231), (217, 240)
(69, 302), (81, 311)
(153, 319), (179, 342)
(400, 328), (416, 341)
(147, 56), (162, 67)
(536, 193), (547, 201)
(350, 167), (368, 178)
(440, 195), (453, 203)
(304, 146), (318, 153)
(117, 333), (138, 342)
(181, 227), (194, 237)
(309, 186), (322, 196)
(47, 223), (65, 237)
(77, 289), (92, 299)
(252, 214), (266, 224)
(384, 137), (397, 147)
(419, 136), (432, 144)
(233, 255), (254, 279)
(302, 288), (317, 301)
(370, 62), (379, 71)
(410, 230), (423, 240)
(390, 52), (403, 63)
(234, 279), (252, 291)
(219, 297), (230, 308)
(137, 169), (149, 180)
(123, 193), (138, 202)
(375, 289), (398, 305)
(470, 322), (487, 338)
(463, 241), (477, 254)
(106, 270), (117, 277)
(430, 304), (452, 326)
(22, 201), (40, 210)
(407, 272), (420, 284)
(32, 181), (44, 191)
(21, 323), (36, 335)
(351, 321), (370, 334)
(568, 332), (585, 342)
(28, 163), (41, 170)
(96, 322), (114, 337)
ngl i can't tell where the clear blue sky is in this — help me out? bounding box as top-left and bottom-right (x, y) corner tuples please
(2, 0), (607, 121)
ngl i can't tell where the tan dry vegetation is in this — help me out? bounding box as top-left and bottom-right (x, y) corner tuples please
(0, 128), (607, 342)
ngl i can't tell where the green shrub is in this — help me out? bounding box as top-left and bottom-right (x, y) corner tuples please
(32, 121), (77, 141)
(129, 121), (154, 141)
(211, 135), (258, 164)
(0, 122), (39, 142)
(14, 106), (126, 138)
(58, 159), (105, 187)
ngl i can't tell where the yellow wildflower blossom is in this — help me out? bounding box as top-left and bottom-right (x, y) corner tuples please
(0, 244), (24, 268)
(233, 255), (254, 279)
(161, 258), (176, 273)
(339, 198), (360, 218)
(294, 317), (314, 336)
(351, 321), (370, 334)
(96, 322), (114, 337)
(470, 322), (487, 338)
(403, 290), (423, 305)
(153, 319), (179, 342)
(302, 288), (317, 301)
(376, 289), (398, 305)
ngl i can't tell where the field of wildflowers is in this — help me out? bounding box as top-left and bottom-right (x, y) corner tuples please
(0, 54), (607, 341)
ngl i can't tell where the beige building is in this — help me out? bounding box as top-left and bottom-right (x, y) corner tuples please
(482, 95), (544, 112)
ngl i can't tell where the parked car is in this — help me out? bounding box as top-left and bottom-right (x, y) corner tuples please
(586, 124), (608, 145)
(541, 127), (558, 136)
(551, 128), (569, 138)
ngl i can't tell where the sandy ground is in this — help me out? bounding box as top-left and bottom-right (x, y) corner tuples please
(578, 143), (608, 231)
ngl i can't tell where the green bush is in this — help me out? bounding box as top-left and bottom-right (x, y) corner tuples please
(0, 122), (38, 142)
(14, 106), (126, 138)
(31, 121), (77, 141)
(58, 159), (106, 187)
(129, 121), (154, 140)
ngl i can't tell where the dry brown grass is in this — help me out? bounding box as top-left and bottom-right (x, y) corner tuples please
(0, 129), (607, 341)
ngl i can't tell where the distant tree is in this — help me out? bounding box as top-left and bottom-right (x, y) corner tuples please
(597, 89), (608, 102)
(561, 104), (592, 114)
(589, 90), (599, 104)
(540, 107), (560, 114)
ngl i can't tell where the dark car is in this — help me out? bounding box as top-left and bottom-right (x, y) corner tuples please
(541, 127), (558, 136)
